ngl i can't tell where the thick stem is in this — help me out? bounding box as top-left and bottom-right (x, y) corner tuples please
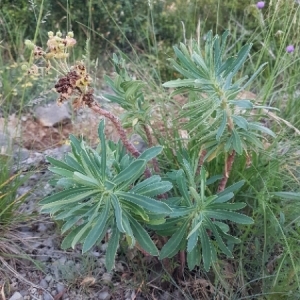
(89, 102), (152, 178)
(179, 250), (186, 275)
(196, 149), (207, 176)
(90, 102), (141, 158)
(217, 150), (236, 193)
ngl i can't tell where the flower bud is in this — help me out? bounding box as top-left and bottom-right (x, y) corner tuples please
(25, 39), (35, 50)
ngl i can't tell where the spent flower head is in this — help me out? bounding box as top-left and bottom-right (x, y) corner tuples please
(256, 1), (265, 9)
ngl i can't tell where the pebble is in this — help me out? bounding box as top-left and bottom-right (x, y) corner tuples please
(45, 274), (53, 282)
(39, 279), (48, 289)
(37, 223), (48, 232)
(42, 292), (53, 300)
(98, 291), (110, 300)
(9, 292), (24, 300)
(56, 283), (65, 293)
(101, 273), (112, 284)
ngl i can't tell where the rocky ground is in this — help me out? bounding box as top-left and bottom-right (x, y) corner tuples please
(0, 99), (192, 300)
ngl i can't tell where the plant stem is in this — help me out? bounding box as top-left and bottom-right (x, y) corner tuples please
(90, 102), (141, 158)
(217, 150), (236, 193)
(142, 124), (161, 174)
(89, 102), (152, 178)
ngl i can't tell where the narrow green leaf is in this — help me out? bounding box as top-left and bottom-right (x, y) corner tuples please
(217, 180), (244, 197)
(111, 194), (125, 233)
(187, 243), (201, 270)
(230, 44), (252, 76)
(117, 191), (172, 214)
(61, 224), (85, 249)
(187, 228), (198, 253)
(41, 190), (97, 210)
(163, 79), (196, 88)
(169, 207), (194, 218)
(199, 227), (212, 271)
(131, 182), (172, 198)
(73, 172), (100, 187)
(71, 222), (91, 249)
(122, 213), (135, 246)
(129, 216), (159, 256)
(214, 192), (234, 203)
(48, 167), (74, 178)
(130, 175), (161, 193)
(40, 187), (93, 205)
(232, 129), (243, 154)
(205, 217), (233, 257)
(42, 190), (97, 209)
(216, 111), (227, 141)
(232, 115), (248, 130)
(105, 226), (120, 271)
(213, 221), (229, 233)
(138, 146), (163, 162)
(271, 192), (300, 200)
(61, 216), (82, 233)
(187, 214), (203, 240)
(210, 202), (246, 210)
(176, 170), (192, 206)
(229, 99), (253, 109)
(248, 122), (276, 137)
(65, 155), (85, 173)
(82, 201), (111, 253)
(46, 156), (77, 172)
(113, 159), (146, 188)
(160, 219), (189, 259)
(206, 210), (254, 224)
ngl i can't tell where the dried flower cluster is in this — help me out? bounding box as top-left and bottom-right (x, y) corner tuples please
(46, 31), (76, 59)
(55, 63), (94, 109)
(25, 31), (95, 109)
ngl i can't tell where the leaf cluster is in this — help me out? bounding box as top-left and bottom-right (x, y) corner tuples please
(163, 31), (276, 160)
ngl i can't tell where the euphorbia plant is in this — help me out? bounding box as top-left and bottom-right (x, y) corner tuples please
(25, 29), (276, 272)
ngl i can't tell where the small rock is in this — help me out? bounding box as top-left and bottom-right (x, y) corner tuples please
(9, 292), (24, 300)
(98, 291), (110, 300)
(39, 279), (48, 289)
(37, 223), (48, 233)
(45, 274), (53, 282)
(101, 273), (112, 284)
(115, 262), (124, 272)
(42, 292), (53, 300)
(56, 283), (65, 293)
(35, 102), (71, 127)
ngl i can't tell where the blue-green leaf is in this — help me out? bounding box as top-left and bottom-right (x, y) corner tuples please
(82, 200), (111, 253)
(111, 194), (125, 233)
(105, 225), (120, 271)
(117, 191), (172, 214)
(113, 159), (146, 188)
(160, 219), (189, 259)
(129, 216), (159, 256)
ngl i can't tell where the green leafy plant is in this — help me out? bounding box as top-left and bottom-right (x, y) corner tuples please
(40, 120), (172, 271)
(27, 30), (276, 274)
(151, 161), (253, 271)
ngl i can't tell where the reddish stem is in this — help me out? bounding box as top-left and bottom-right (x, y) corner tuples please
(217, 150), (236, 193)
(142, 124), (161, 174)
(196, 149), (207, 176)
(90, 103), (140, 157)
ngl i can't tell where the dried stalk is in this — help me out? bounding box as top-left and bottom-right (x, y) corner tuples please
(217, 150), (236, 193)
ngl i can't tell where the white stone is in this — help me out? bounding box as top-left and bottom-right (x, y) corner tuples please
(9, 292), (24, 300)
